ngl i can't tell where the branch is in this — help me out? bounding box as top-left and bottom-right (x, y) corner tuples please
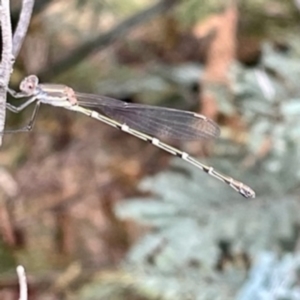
(294, 0), (300, 12)
(12, 0), (35, 57)
(37, 0), (181, 81)
(17, 265), (28, 300)
(12, 0), (51, 21)
(0, 0), (14, 146)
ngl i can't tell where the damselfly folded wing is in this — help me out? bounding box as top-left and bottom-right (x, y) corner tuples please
(75, 92), (220, 140)
(6, 76), (255, 198)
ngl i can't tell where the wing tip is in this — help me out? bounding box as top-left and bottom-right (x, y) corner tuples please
(193, 112), (221, 139)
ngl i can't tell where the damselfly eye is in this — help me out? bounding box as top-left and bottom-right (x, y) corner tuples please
(19, 75), (39, 95)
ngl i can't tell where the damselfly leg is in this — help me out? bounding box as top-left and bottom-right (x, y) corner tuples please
(3, 88), (40, 134)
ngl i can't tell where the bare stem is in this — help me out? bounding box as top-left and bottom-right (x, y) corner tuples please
(0, 0), (35, 146)
(17, 265), (28, 300)
(0, 0), (14, 146)
(13, 0), (35, 57)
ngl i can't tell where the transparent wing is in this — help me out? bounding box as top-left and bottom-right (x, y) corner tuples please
(75, 92), (220, 140)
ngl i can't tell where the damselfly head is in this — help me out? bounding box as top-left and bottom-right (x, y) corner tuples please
(20, 75), (39, 96)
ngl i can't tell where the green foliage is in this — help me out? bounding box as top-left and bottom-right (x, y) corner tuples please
(75, 0), (146, 16)
(231, 43), (300, 190)
(238, 251), (300, 299)
(113, 39), (300, 299)
(177, 0), (227, 28)
(75, 35), (300, 300)
(0, 240), (16, 273)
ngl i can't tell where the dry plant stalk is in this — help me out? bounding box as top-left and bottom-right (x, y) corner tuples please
(193, 3), (238, 120)
(0, 0), (34, 252)
(17, 265), (28, 300)
(0, 0), (34, 145)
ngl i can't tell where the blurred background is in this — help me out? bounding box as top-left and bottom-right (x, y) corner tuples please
(1, 0), (300, 299)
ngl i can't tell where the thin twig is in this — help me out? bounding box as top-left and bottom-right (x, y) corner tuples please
(0, 0), (14, 145)
(294, 0), (300, 12)
(12, 0), (51, 22)
(0, 0), (35, 145)
(12, 0), (35, 57)
(17, 265), (28, 300)
(38, 0), (181, 80)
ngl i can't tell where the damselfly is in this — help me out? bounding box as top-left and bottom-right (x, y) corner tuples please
(6, 75), (255, 198)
